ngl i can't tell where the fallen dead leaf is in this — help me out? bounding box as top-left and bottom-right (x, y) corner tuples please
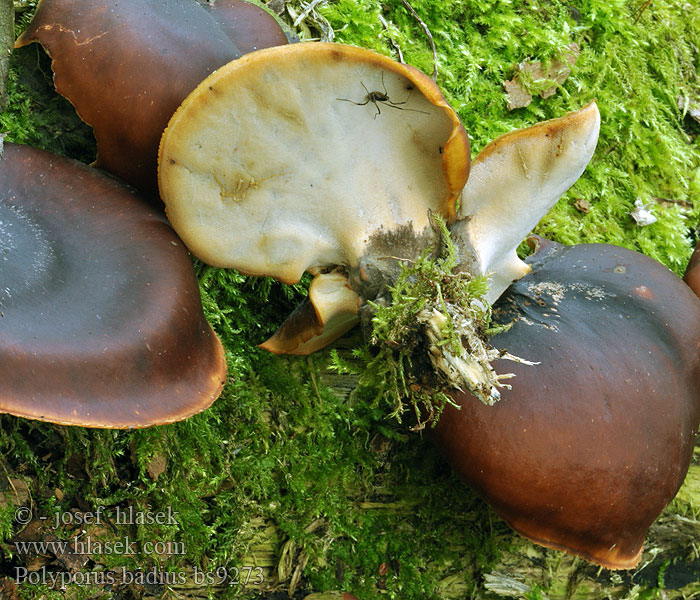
(503, 78), (533, 111)
(573, 198), (590, 213)
(630, 197), (657, 226)
(0, 578), (20, 600)
(504, 43), (580, 110)
(146, 452), (167, 481)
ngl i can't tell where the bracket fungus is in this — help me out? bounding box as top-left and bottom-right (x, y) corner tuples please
(16, 0), (288, 198)
(440, 122), (699, 567)
(434, 237), (700, 569)
(158, 43), (471, 351)
(159, 42), (596, 401)
(0, 144), (226, 428)
(156, 42), (700, 567)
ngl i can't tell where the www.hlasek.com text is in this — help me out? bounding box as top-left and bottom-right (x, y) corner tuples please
(14, 535), (185, 557)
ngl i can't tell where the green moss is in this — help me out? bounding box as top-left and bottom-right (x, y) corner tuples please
(0, 44), (96, 161)
(330, 217), (506, 431)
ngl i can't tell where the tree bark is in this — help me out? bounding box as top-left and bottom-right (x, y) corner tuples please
(0, 0), (13, 111)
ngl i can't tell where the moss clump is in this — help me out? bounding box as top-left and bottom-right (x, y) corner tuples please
(332, 216), (526, 431)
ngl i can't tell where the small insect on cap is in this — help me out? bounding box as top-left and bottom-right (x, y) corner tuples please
(159, 42), (470, 353)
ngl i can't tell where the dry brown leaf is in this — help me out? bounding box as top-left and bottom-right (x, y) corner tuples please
(0, 578), (20, 600)
(573, 198), (590, 213)
(504, 43), (580, 110)
(146, 452), (167, 481)
(503, 78), (534, 110)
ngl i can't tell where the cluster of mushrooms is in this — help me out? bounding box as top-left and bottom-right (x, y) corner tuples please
(3, 0), (700, 572)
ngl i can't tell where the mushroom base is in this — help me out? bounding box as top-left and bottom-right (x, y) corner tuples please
(432, 238), (700, 569)
(351, 218), (527, 412)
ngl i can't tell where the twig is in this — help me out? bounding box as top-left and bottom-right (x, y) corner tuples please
(378, 14), (404, 63)
(292, 0), (324, 28)
(288, 0), (334, 42)
(0, 461), (21, 504)
(307, 356), (323, 406)
(400, 0), (438, 81)
(632, 0), (652, 24)
(378, 254), (416, 263)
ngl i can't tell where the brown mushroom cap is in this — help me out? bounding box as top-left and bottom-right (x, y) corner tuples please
(16, 0), (287, 198)
(0, 143), (226, 427)
(200, 0), (290, 54)
(260, 271), (360, 355)
(433, 237), (700, 569)
(683, 240), (700, 298)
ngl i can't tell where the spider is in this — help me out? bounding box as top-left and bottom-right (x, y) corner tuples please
(337, 73), (429, 119)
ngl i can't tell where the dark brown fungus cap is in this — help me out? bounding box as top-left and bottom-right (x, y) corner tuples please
(200, 0), (290, 54)
(433, 237), (700, 569)
(683, 240), (700, 299)
(15, 0), (287, 199)
(0, 144), (226, 427)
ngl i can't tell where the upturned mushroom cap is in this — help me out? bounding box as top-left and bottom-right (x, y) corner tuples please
(160, 43), (469, 278)
(433, 237), (700, 569)
(260, 271), (361, 355)
(452, 102), (600, 303)
(0, 144), (226, 428)
(159, 42), (470, 352)
(16, 0), (287, 198)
